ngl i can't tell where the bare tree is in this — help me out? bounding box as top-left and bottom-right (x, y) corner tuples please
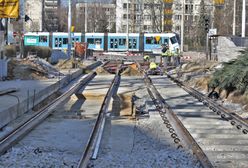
(58, 6), (69, 32)
(213, 0), (233, 35)
(143, 0), (164, 32)
(75, 0), (114, 33)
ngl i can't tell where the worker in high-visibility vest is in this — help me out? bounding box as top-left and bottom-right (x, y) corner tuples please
(148, 61), (163, 75)
(143, 55), (150, 62)
(149, 62), (157, 70)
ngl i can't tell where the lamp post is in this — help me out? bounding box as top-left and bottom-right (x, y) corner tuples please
(241, 0), (246, 37)
(67, 0), (72, 59)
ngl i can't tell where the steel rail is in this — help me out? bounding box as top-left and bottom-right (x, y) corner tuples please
(77, 65), (121, 168)
(143, 74), (214, 168)
(0, 71), (97, 155)
(167, 74), (248, 135)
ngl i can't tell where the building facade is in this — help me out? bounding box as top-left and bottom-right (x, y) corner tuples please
(21, 0), (60, 32)
(24, 0), (43, 32)
(76, 1), (116, 32)
(43, 0), (60, 32)
(116, 0), (164, 33)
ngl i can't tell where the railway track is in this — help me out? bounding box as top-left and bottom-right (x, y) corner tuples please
(0, 71), (97, 155)
(0, 62), (122, 167)
(147, 73), (248, 168)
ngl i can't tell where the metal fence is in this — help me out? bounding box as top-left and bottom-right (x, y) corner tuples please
(231, 37), (248, 47)
(0, 59), (8, 80)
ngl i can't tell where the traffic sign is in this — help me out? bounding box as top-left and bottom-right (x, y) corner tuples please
(208, 29), (217, 36)
(155, 36), (160, 42)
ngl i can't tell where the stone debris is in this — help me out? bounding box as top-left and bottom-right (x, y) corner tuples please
(0, 146), (78, 168)
(217, 36), (244, 62)
(8, 58), (63, 80)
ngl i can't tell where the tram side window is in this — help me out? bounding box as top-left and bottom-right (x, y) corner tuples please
(170, 36), (177, 44)
(95, 38), (102, 44)
(87, 38), (94, 44)
(145, 37), (153, 44)
(39, 36), (47, 43)
(118, 38), (126, 46)
(63, 38), (68, 45)
(153, 37), (161, 44)
(164, 39), (169, 45)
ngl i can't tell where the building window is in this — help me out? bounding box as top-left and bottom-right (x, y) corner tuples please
(123, 3), (127, 9)
(123, 14), (127, 19)
(174, 15), (181, 20)
(144, 15), (151, 20)
(185, 4), (193, 14)
(144, 4), (149, 9)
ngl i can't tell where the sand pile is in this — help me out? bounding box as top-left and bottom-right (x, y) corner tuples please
(121, 64), (141, 76)
(95, 67), (111, 75)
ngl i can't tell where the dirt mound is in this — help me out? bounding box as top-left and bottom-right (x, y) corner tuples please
(8, 58), (61, 80)
(182, 60), (218, 73)
(96, 67), (110, 75)
(56, 59), (86, 69)
(121, 64), (141, 76)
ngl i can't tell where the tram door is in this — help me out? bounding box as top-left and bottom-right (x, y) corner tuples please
(55, 37), (62, 48)
(110, 38), (118, 49)
(129, 38), (137, 50)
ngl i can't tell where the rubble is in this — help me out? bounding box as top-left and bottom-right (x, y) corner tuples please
(8, 58), (62, 80)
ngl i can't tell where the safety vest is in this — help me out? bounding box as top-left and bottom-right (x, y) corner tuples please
(144, 55), (150, 60)
(162, 50), (172, 57)
(149, 62), (157, 69)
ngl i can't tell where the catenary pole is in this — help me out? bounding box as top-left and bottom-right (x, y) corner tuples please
(180, 0), (184, 52)
(126, 0), (129, 52)
(67, 0), (72, 58)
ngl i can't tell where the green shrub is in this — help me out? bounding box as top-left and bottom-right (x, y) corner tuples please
(4, 45), (16, 57)
(24, 46), (52, 59)
(209, 48), (248, 97)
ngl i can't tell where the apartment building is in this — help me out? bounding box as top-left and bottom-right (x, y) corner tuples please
(21, 0), (60, 32)
(43, 0), (60, 32)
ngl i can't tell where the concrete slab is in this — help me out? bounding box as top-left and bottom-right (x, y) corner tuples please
(0, 69), (82, 129)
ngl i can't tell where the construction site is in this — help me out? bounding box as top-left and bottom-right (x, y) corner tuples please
(0, 36), (248, 167)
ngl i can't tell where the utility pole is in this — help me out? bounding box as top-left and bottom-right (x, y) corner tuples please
(67, 0), (72, 59)
(241, 0), (246, 37)
(233, 0), (236, 36)
(180, 0), (184, 52)
(84, 1), (87, 60)
(85, 1), (87, 33)
(126, 0), (129, 51)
